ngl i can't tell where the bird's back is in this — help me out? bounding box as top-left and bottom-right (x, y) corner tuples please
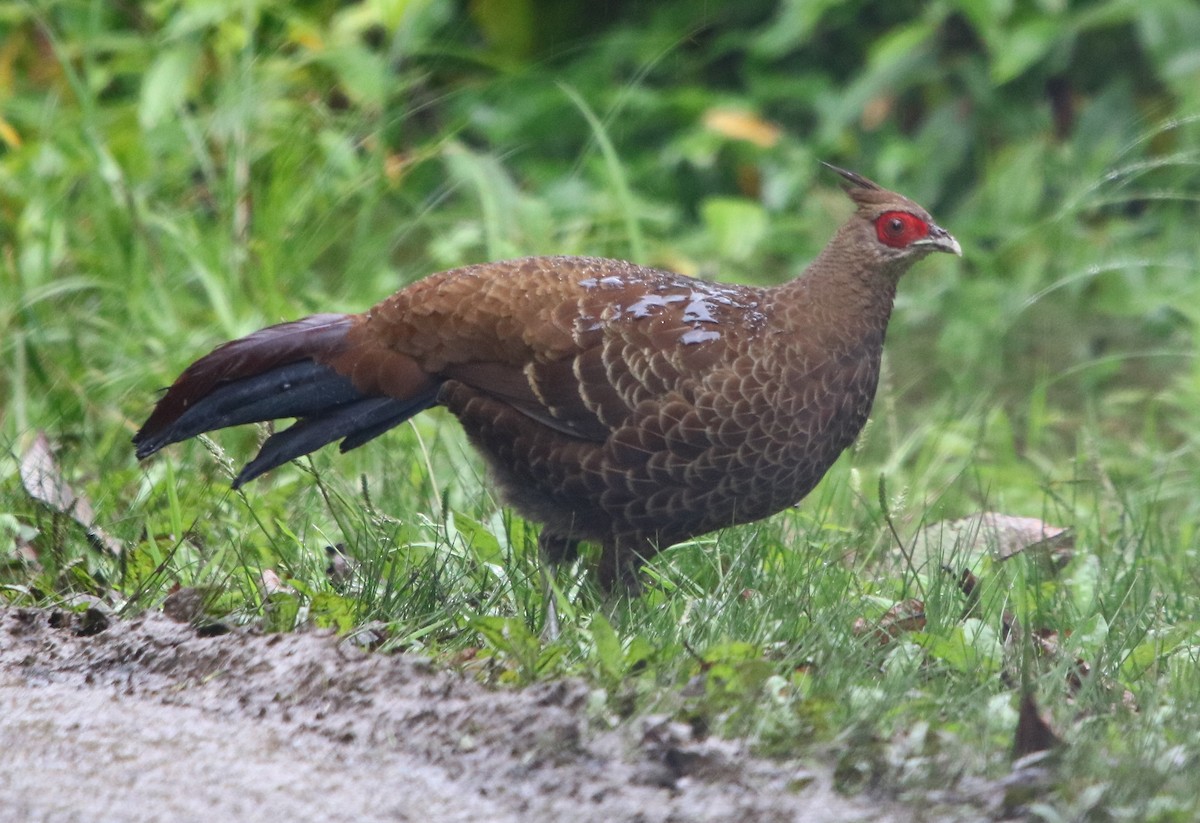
(361, 256), (881, 570)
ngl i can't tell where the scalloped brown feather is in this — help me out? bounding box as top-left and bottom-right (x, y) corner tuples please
(134, 169), (959, 589)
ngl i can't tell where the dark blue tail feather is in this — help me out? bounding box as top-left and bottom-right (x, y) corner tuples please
(231, 391), (435, 487)
(135, 353), (437, 485)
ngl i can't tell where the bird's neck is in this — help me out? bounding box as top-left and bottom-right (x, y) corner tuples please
(771, 240), (901, 350)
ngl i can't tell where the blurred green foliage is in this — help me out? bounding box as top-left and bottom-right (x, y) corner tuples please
(2, 0), (1197, 528)
(0, 0), (1196, 575)
(4, 0), (1198, 378)
(1, 0), (1198, 608)
(2, 2), (1200, 815)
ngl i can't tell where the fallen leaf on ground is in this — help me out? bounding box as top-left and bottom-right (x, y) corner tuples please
(853, 598), (926, 645)
(1012, 691), (1061, 759)
(910, 512), (1072, 576)
(19, 431), (122, 556)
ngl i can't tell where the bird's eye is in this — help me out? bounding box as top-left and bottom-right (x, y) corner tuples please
(875, 211), (930, 248)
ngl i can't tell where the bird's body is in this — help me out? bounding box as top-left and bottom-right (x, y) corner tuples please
(134, 167), (960, 588)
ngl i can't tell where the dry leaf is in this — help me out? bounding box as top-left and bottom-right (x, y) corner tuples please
(163, 586), (213, 624)
(0, 115), (21, 149)
(1028, 628), (1094, 697)
(19, 431), (122, 556)
(854, 598), (926, 645)
(911, 512), (1072, 575)
(384, 152), (411, 186)
(1012, 691), (1061, 759)
(702, 108), (782, 148)
(260, 568), (290, 596)
(860, 95), (894, 131)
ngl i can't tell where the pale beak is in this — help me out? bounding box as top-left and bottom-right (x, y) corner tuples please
(914, 224), (962, 257)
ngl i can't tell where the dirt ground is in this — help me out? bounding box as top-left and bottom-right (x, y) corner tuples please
(0, 606), (916, 823)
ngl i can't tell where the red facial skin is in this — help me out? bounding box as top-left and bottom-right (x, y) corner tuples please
(875, 211), (929, 248)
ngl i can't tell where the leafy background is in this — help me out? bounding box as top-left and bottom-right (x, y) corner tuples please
(3, 0), (1200, 817)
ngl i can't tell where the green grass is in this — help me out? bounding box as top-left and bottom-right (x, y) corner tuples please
(4, 2), (1200, 819)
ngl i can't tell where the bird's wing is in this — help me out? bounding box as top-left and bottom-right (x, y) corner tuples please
(360, 256), (768, 442)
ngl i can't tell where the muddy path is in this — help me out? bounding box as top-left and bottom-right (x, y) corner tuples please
(0, 607), (913, 822)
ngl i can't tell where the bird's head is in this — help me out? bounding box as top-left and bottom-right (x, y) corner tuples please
(822, 163), (961, 271)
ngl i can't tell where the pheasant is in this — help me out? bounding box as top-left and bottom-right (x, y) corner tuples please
(134, 166), (960, 589)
